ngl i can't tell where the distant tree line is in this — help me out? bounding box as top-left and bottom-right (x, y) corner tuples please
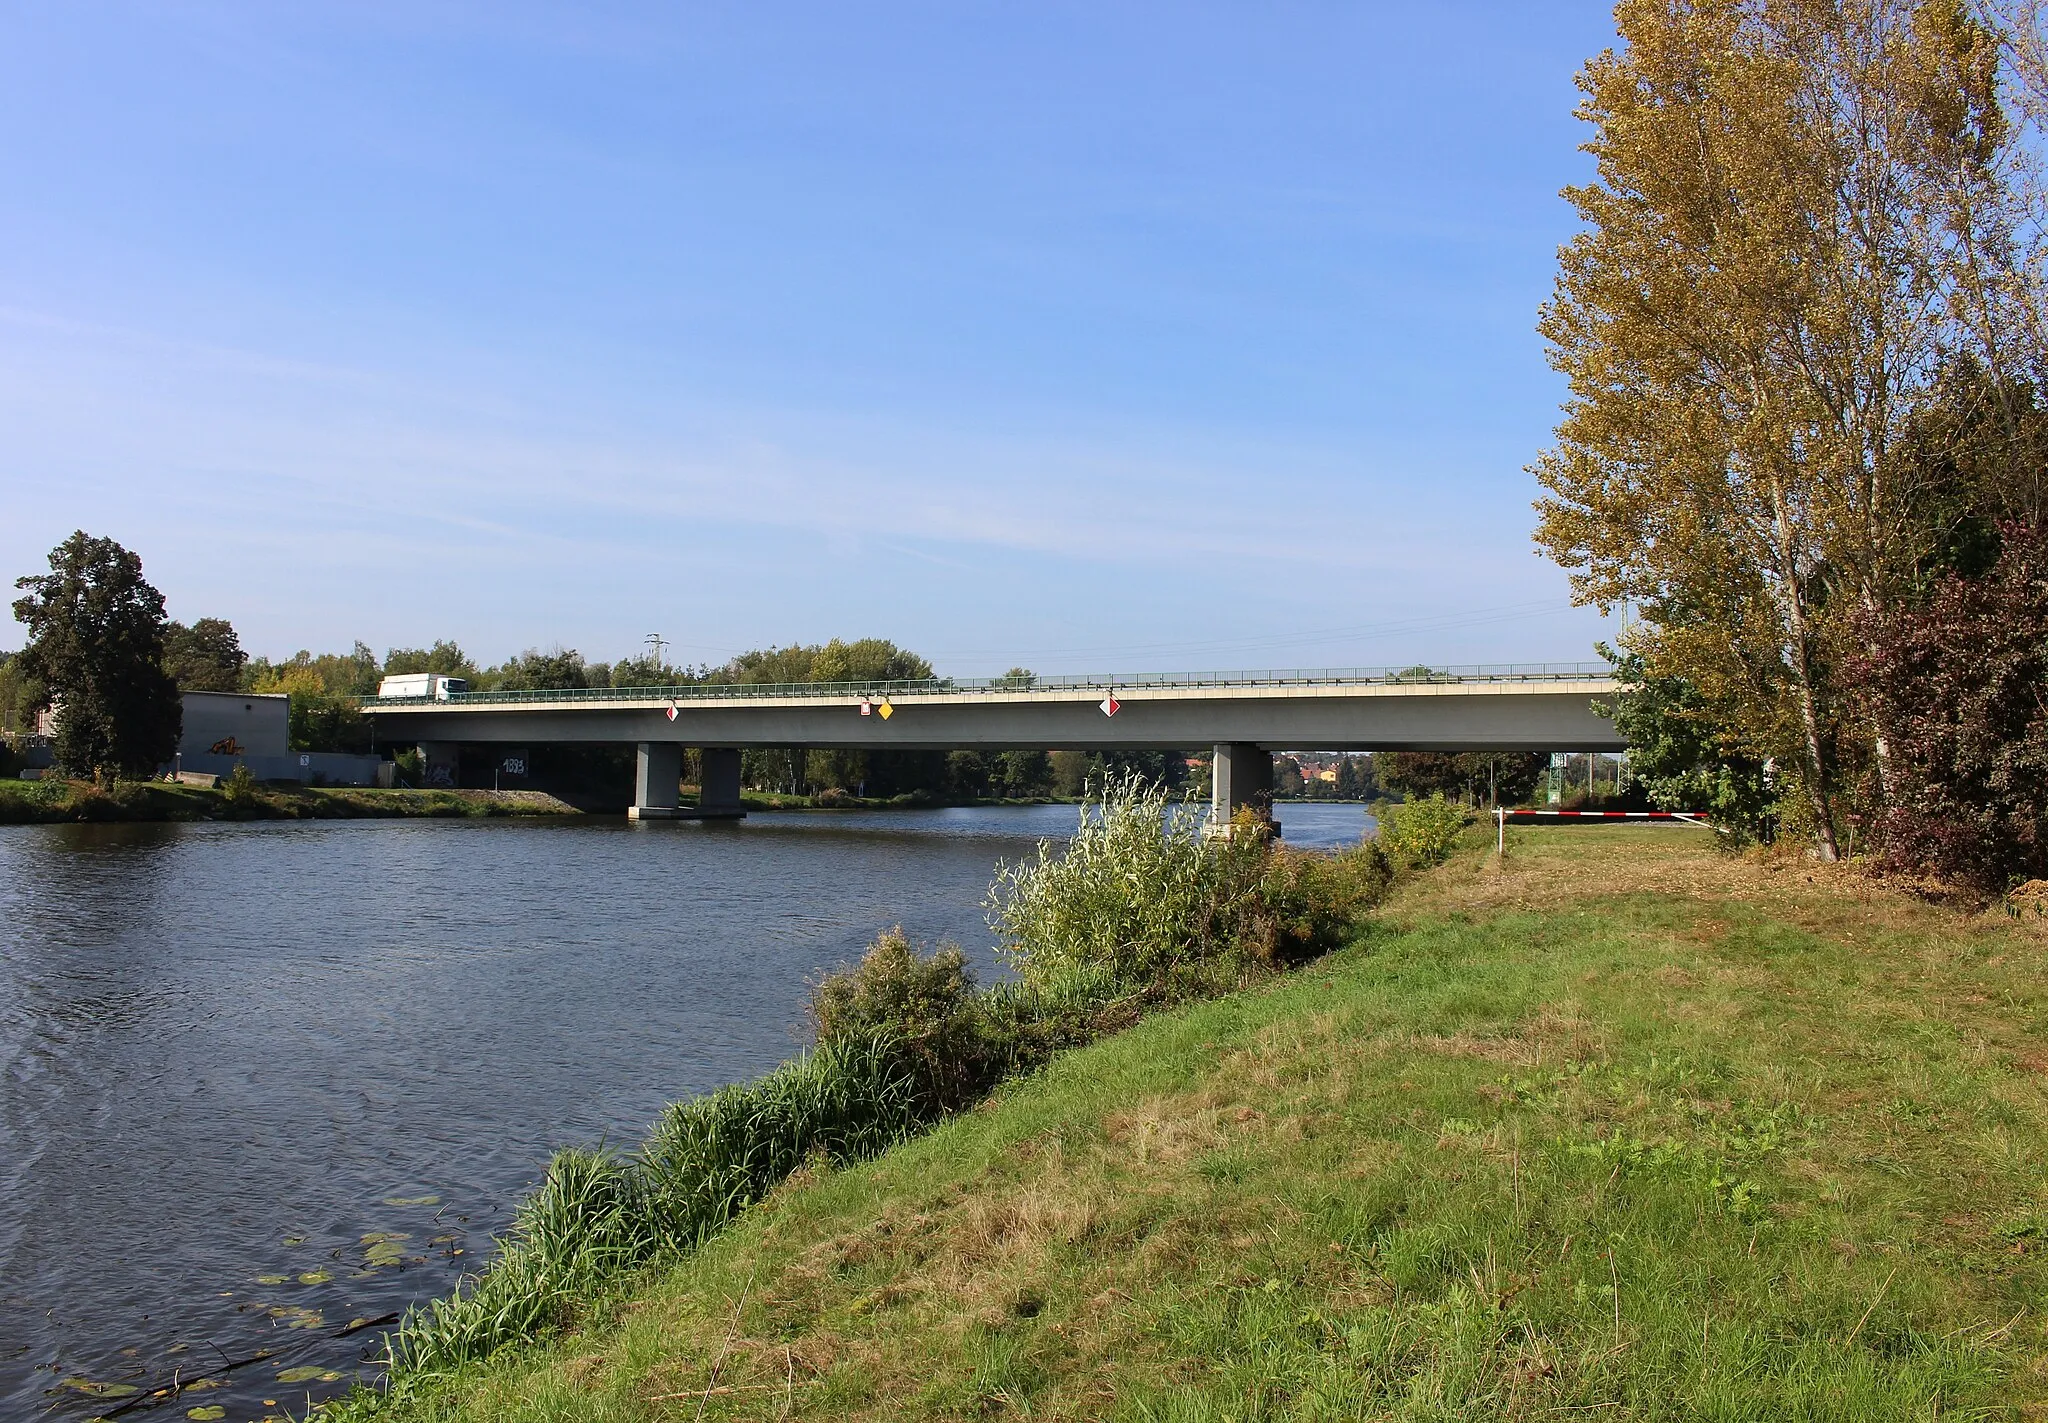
(3, 542), (1209, 800)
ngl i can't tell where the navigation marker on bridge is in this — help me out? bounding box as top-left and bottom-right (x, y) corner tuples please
(878, 699), (894, 720)
(665, 703), (679, 721)
(1100, 694), (1120, 717)
(859, 699), (872, 716)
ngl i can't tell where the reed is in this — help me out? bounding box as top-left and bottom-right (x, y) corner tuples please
(381, 1032), (931, 1382)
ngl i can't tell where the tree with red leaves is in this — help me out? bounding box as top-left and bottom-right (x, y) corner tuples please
(1854, 527), (2048, 893)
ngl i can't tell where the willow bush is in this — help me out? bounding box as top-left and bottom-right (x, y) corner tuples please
(985, 771), (1273, 1007)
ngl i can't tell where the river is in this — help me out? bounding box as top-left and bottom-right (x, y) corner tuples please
(0, 802), (1372, 1421)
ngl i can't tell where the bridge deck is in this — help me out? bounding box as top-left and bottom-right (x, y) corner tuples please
(362, 665), (1624, 753)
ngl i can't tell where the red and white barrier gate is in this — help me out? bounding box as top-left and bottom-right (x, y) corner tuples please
(1494, 807), (1712, 854)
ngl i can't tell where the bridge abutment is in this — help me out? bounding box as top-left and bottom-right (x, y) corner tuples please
(418, 741), (461, 789)
(1208, 742), (1277, 838)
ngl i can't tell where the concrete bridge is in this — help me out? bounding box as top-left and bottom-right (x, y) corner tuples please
(362, 664), (1622, 827)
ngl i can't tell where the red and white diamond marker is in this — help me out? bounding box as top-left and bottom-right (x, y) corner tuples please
(859, 699), (873, 716)
(665, 703), (679, 722)
(1099, 694), (1120, 717)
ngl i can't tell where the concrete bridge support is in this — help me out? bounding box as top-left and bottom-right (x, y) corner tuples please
(630, 742), (683, 820)
(418, 741), (461, 789)
(697, 747), (744, 818)
(1209, 742), (1276, 838)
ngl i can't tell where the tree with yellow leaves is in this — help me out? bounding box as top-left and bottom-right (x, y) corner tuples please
(1534, 0), (2015, 857)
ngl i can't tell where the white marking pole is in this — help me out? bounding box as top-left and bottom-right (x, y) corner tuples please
(1497, 804), (1505, 859)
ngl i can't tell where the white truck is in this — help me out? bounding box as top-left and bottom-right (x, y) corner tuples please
(376, 673), (471, 700)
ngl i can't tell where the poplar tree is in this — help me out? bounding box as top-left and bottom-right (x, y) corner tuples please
(1534, 0), (2013, 856)
(12, 532), (182, 781)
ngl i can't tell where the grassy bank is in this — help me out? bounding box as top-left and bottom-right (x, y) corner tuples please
(0, 777), (579, 824)
(332, 827), (2048, 1420)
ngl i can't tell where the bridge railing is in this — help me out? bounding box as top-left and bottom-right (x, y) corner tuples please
(359, 662), (1612, 707)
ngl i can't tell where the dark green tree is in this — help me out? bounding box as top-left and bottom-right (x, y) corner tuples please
(497, 648), (591, 691)
(1603, 646), (1774, 845)
(163, 617), (247, 691)
(383, 641), (477, 678)
(12, 532), (181, 780)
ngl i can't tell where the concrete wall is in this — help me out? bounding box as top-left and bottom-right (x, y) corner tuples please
(180, 691), (290, 759)
(175, 750), (385, 786)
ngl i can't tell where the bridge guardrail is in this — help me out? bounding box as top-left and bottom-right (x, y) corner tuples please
(358, 663), (1613, 708)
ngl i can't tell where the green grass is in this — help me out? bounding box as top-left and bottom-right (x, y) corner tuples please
(0, 777), (578, 823)
(332, 828), (2048, 1420)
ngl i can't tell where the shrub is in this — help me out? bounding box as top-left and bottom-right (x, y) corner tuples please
(221, 762), (258, 805)
(1238, 840), (1395, 966)
(986, 771), (1269, 1007)
(809, 930), (993, 1108)
(1853, 524), (2048, 893)
(1375, 793), (1469, 868)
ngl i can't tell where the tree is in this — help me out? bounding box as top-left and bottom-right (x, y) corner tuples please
(1334, 754), (1378, 801)
(1533, 0), (2012, 857)
(1274, 757), (1305, 798)
(1603, 648), (1776, 842)
(497, 648), (591, 691)
(12, 532), (181, 779)
(1852, 522), (2048, 890)
(383, 641), (477, 679)
(163, 617), (247, 692)
(723, 639), (941, 795)
(1377, 751), (1545, 807)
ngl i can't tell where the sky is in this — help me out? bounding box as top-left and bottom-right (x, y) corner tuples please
(0, 2), (1626, 677)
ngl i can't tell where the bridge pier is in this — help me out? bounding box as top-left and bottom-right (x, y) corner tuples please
(1208, 742), (1278, 838)
(630, 742), (683, 819)
(697, 747), (744, 818)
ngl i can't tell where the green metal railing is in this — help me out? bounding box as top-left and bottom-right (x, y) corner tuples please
(359, 662), (1612, 708)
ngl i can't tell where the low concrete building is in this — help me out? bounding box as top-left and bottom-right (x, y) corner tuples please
(180, 691), (290, 759)
(173, 690), (384, 787)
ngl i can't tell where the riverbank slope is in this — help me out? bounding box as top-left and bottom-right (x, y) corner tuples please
(349, 827), (2048, 1419)
(0, 778), (579, 824)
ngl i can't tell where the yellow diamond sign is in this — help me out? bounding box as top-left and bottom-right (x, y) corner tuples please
(878, 699), (894, 720)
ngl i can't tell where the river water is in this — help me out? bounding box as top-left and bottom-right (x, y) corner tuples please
(0, 803), (1371, 1421)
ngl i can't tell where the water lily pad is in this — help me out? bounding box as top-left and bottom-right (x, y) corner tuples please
(254, 1274), (288, 1285)
(359, 1231), (409, 1245)
(187, 1406), (226, 1421)
(381, 1194), (439, 1206)
(364, 1243), (403, 1266)
(296, 1270), (332, 1285)
(275, 1365), (339, 1383)
(283, 1235), (307, 1245)
(61, 1378), (140, 1397)
(183, 1377), (221, 1391)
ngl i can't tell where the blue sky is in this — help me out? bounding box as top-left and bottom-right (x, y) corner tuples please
(0, 2), (1623, 675)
